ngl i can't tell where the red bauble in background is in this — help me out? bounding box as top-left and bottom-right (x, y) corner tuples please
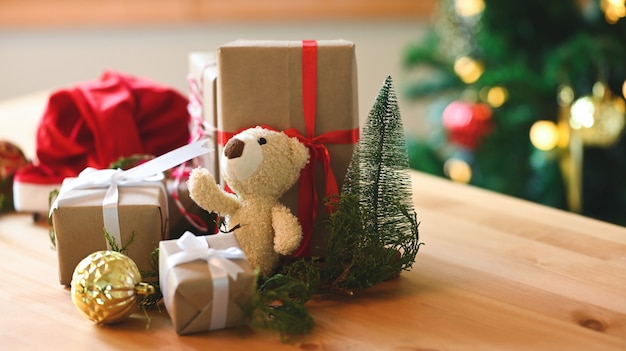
(442, 101), (493, 150)
(0, 141), (29, 212)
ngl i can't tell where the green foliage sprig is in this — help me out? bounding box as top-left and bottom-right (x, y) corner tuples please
(105, 230), (163, 308)
(245, 273), (315, 341)
(103, 228), (136, 255)
(109, 154), (154, 170)
(140, 247), (163, 308)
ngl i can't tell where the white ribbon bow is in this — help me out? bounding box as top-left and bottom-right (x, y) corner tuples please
(49, 138), (213, 249)
(162, 231), (246, 330)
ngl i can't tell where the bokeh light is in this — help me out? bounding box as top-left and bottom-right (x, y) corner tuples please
(454, 56), (484, 84)
(444, 158), (472, 183)
(530, 120), (559, 151)
(455, 0), (486, 17)
(570, 96), (595, 129)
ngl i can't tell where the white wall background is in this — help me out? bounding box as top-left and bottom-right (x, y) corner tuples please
(0, 20), (428, 133)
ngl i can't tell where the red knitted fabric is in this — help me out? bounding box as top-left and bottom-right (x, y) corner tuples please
(16, 70), (190, 184)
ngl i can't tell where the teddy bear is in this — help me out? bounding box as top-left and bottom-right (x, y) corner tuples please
(187, 126), (310, 275)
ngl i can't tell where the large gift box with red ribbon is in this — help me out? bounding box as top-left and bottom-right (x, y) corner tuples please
(159, 232), (255, 335)
(215, 39), (359, 257)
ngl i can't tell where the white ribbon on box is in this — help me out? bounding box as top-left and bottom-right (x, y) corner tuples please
(162, 231), (246, 330)
(49, 138), (213, 248)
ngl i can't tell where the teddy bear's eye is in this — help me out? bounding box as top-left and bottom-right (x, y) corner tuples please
(258, 138), (267, 145)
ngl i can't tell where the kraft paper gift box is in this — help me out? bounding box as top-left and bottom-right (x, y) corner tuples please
(50, 171), (168, 286)
(188, 52), (220, 183)
(216, 39), (360, 257)
(159, 232), (255, 335)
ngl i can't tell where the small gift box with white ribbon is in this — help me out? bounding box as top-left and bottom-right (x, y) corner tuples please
(50, 139), (213, 286)
(51, 170), (167, 286)
(159, 232), (255, 335)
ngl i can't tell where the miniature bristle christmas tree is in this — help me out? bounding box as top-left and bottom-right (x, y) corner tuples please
(341, 75), (421, 276)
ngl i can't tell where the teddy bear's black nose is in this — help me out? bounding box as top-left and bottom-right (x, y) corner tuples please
(224, 138), (244, 159)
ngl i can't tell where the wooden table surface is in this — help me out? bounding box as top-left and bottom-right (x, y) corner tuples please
(1, 93), (626, 350)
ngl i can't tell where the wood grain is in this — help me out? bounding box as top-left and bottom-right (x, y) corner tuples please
(0, 92), (625, 349)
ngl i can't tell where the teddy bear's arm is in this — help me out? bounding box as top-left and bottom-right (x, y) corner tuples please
(187, 167), (241, 215)
(271, 204), (303, 255)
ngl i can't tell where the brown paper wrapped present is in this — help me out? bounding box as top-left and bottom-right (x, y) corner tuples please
(216, 39), (360, 257)
(50, 171), (168, 286)
(159, 232), (255, 335)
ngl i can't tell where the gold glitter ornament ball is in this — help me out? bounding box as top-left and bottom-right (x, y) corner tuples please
(71, 250), (154, 324)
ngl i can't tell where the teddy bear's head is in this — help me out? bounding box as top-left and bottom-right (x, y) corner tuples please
(222, 126), (309, 198)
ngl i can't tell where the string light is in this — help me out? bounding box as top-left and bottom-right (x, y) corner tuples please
(570, 96), (596, 129)
(530, 120), (560, 151)
(601, 0), (626, 24)
(592, 81), (605, 97)
(454, 56), (484, 84)
(454, 0), (486, 17)
(485, 86), (508, 107)
(444, 158), (472, 183)
(557, 85), (575, 107)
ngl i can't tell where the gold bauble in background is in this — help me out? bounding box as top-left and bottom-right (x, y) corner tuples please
(71, 251), (154, 324)
(569, 82), (625, 147)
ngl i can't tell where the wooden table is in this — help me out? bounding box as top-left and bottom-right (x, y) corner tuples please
(1, 93), (626, 350)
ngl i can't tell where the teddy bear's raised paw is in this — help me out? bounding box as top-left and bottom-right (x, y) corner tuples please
(188, 168), (216, 195)
(187, 167), (235, 214)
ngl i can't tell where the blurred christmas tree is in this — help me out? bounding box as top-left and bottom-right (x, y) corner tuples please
(403, 0), (626, 225)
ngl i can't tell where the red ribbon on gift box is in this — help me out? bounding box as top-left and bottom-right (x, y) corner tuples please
(218, 40), (359, 257)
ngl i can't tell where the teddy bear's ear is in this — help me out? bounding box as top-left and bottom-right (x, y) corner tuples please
(289, 137), (310, 169)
